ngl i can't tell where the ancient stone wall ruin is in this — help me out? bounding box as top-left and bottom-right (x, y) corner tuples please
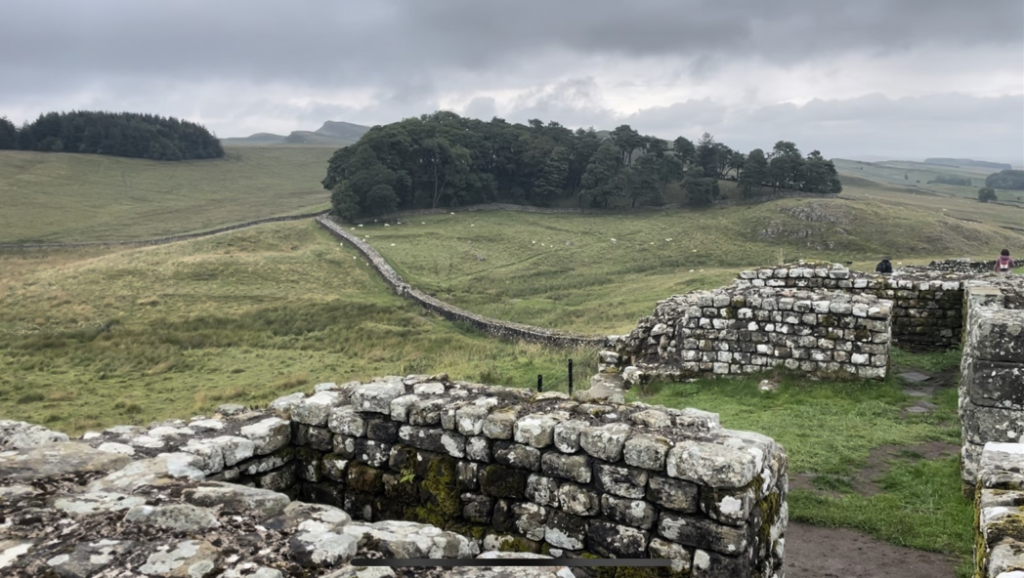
(959, 278), (1024, 489)
(735, 264), (968, 350)
(604, 269), (894, 382)
(0, 376), (788, 577)
(973, 442), (1024, 577)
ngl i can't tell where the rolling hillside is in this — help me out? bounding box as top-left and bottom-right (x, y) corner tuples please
(0, 146), (334, 243)
(221, 120), (370, 147)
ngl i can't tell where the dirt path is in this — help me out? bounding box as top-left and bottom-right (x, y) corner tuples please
(785, 522), (959, 578)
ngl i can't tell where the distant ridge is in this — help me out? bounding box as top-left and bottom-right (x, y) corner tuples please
(221, 121), (370, 147)
(924, 158), (1012, 170)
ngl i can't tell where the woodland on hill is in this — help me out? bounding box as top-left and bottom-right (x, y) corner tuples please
(0, 111), (223, 161)
(323, 111), (842, 220)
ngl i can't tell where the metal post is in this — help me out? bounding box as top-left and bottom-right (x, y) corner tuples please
(537, 374), (543, 392)
(567, 359), (573, 396)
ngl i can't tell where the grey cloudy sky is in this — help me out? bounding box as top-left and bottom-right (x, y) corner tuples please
(2, 0), (1021, 162)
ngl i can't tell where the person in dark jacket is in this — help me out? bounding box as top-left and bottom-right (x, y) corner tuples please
(875, 256), (893, 274)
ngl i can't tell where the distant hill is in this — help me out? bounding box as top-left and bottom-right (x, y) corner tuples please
(221, 121), (370, 147)
(924, 158), (1012, 170)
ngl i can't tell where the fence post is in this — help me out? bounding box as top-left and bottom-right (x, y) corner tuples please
(537, 374), (543, 393)
(568, 359), (573, 396)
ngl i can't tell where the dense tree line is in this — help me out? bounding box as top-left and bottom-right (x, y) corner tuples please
(985, 169), (1024, 191)
(929, 174), (973, 187)
(323, 111), (841, 220)
(0, 112), (223, 161)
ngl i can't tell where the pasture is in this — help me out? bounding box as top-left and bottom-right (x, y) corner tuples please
(359, 197), (1020, 334)
(0, 146), (335, 243)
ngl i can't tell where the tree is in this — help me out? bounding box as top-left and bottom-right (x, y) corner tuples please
(978, 187), (998, 203)
(802, 150), (832, 193)
(626, 154), (662, 207)
(364, 184), (399, 216)
(0, 117), (17, 149)
(672, 136), (695, 168)
(695, 133), (719, 179)
(580, 141), (624, 207)
(683, 166), (719, 206)
(610, 125), (644, 165)
(739, 148), (767, 198)
(726, 150), (745, 180)
(533, 146), (569, 205)
(768, 141), (803, 192)
(330, 185), (361, 221)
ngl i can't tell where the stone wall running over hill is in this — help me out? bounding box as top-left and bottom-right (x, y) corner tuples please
(973, 442), (1024, 577)
(605, 283), (892, 382)
(959, 278), (1024, 490)
(0, 376), (788, 577)
(316, 215), (604, 348)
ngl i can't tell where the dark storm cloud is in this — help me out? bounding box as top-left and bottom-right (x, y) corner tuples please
(1, 0), (1020, 87)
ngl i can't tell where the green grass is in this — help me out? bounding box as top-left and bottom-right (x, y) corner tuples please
(835, 158), (1024, 206)
(627, 361), (970, 566)
(0, 146), (336, 243)
(0, 220), (595, 435)
(355, 196), (1020, 334)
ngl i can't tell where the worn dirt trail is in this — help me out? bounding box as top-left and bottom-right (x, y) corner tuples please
(785, 522), (959, 578)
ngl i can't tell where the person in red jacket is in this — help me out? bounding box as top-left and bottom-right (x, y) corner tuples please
(996, 249), (1015, 274)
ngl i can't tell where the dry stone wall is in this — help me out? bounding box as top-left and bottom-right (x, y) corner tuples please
(0, 375), (788, 577)
(973, 442), (1024, 578)
(734, 263), (970, 350)
(959, 278), (1024, 490)
(316, 215), (603, 348)
(605, 279), (893, 382)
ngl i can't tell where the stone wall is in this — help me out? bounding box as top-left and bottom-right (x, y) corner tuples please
(0, 210), (330, 250)
(973, 442), (1024, 578)
(0, 375), (789, 577)
(605, 281), (893, 382)
(316, 215), (604, 348)
(735, 263), (969, 350)
(959, 279), (1024, 490)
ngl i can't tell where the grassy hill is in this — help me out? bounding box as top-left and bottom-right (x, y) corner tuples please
(0, 146), (335, 243)
(835, 158), (1024, 207)
(0, 220), (593, 434)
(349, 196), (1020, 334)
(222, 121), (369, 148)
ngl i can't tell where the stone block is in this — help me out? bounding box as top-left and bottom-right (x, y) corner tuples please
(493, 441), (541, 471)
(658, 512), (750, 555)
(586, 519), (649, 558)
(594, 462), (648, 499)
(540, 451), (591, 484)
(646, 475), (699, 513)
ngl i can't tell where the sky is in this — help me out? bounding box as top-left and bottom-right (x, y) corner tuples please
(1, 0), (1022, 163)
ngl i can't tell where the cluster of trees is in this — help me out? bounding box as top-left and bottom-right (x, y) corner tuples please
(930, 174), (973, 187)
(324, 111), (841, 219)
(985, 169), (1024, 191)
(0, 112), (223, 161)
(977, 187), (998, 203)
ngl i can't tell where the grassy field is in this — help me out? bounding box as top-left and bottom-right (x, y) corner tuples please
(629, 348), (972, 573)
(0, 209), (978, 572)
(835, 158), (1024, 205)
(0, 220), (597, 435)
(0, 146), (335, 243)
(356, 196), (1020, 334)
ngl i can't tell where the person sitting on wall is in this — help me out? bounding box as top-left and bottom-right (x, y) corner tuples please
(996, 249), (1015, 274)
(875, 256), (893, 275)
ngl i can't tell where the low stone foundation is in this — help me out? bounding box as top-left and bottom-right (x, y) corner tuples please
(973, 443), (1024, 578)
(0, 375), (788, 577)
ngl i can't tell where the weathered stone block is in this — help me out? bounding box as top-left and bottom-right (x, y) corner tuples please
(594, 462), (648, 499)
(493, 441), (541, 471)
(601, 494), (657, 529)
(398, 425), (466, 458)
(646, 475), (699, 513)
(666, 439), (760, 489)
(658, 512), (750, 555)
(586, 519), (649, 558)
(352, 381), (406, 415)
(544, 510), (587, 550)
(623, 433), (672, 471)
(965, 360), (1024, 410)
(557, 482), (601, 516)
(579, 423), (631, 462)
(540, 451), (591, 484)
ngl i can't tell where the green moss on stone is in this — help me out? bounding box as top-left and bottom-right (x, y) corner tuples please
(406, 455), (461, 530)
(480, 464), (528, 498)
(497, 536), (539, 553)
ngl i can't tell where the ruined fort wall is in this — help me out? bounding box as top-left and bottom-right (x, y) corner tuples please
(959, 280), (1024, 489)
(20, 376), (788, 576)
(973, 442), (1024, 577)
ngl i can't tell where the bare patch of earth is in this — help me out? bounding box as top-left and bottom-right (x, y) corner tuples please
(785, 522), (959, 578)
